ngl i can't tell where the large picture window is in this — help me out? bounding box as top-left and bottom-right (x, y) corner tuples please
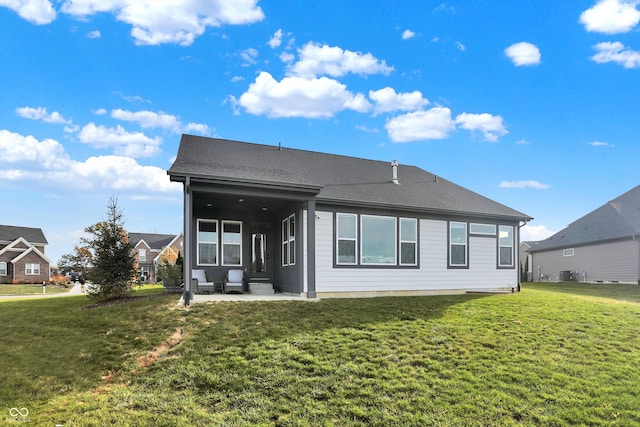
(282, 214), (295, 266)
(222, 221), (242, 266)
(449, 222), (468, 267)
(197, 219), (218, 265)
(400, 218), (418, 265)
(25, 263), (40, 275)
(336, 213), (418, 267)
(336, 213), (357, 265)
(361, 215), (397, 265)
(498, 225), (514, 267)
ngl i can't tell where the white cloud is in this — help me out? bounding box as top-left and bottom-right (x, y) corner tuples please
(279, 52), (295, 64)
(287, 42), (394, 78)
(16, 106), (71, 124)
(268, 28), (283, 48)
(87, 29), (101, 38)
(110, 109), (210, 135)
(0, 130), (180, 193)
(456, 41), (466, 51)
(455, 112), (507, 142)
(516, 139), (530, 145)
(591, 41), (640, 68)
(237, 71), (371, 118)
(504, 42), (541, 66)
(591, 140), (615, 147)
(239, 48), (258, 65)
(0, 0), (56, 24)
(499, 180), (550, 189)
(111, 109), (180, 130)
(402, 29), (415, 40)
(580, 0), (640, 34)
(93, 108), (107, 115)
(385, 107), (455, 142)
(521, 224), (555, 241)
(59, 0), (265, 46)
(369, 87), (429, 115)
(77, 123), (162, 157)
(0, 129), (70, 169)
(184, 122), (211, 135)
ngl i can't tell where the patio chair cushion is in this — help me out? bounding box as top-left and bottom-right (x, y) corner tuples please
(192, 269), (209, 283)
(227, 269), (243, 283)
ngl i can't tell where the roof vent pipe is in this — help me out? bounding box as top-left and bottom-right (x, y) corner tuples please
(391, 160), (400, 185)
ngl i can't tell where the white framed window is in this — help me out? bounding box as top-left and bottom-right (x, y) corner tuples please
(25, 263), (40, 275)
(449, 222), (468, 267)
(0, 262), (6, 275)
(222, 220), (242, 266)
(282, 214), (295, 266)
(400, 218), (418, 266)
(498, 225), (514, 267)
(197, 219), (218, 266)
(563, 248), (575, 257)
(470, 223), (496, 236)
(336, 213), (357, 265)
(361, 215), (397, 265)
(139, 249), (147, 262)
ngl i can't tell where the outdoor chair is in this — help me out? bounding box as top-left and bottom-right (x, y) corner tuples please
(192, 269), (215, 294)
(224, 269), (244, 293)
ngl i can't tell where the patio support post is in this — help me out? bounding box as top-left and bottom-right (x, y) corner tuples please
(306, 199), (316, 298)
(183, 177), (192, 305)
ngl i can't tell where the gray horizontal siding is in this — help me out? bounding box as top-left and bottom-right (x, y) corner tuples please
(531, 239), (640, 283)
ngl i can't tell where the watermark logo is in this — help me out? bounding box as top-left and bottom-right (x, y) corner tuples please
(9, 407), (30, 422)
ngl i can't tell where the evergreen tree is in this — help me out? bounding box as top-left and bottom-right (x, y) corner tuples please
(82, 196), (137, 299)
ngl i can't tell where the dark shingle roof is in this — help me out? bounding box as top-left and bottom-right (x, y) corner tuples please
(168, 135), (531, 221)
(0, 225), (48, 245)
(530, 185), (640, 252)
(128, 233), (177, 250)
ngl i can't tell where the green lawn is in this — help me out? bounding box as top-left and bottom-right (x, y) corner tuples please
(2, 283), (640, 426)
(0, 284), (69, 296)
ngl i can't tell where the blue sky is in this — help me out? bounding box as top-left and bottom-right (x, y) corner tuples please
(1, 0), (639, 264)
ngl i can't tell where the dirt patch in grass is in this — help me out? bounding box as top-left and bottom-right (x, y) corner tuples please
(84, 293), (169, 309)
(137, 327), (184, 368)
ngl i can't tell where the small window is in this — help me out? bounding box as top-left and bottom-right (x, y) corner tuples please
(197, 219), (218, 265)
(282, 214), (295, 266)
(0, 262), (6, 275)
(400, 218), (418, 265)
(449, 222), (468, 267)
(139, 249), (147, 262)
(222, 221), (242, 266)
(499, 225), (514, 267)
(361, 215), (396, 265)
(25, 263), (40, 275)
(563, 248), (575, 257)
(336, 213), (357, 265)
(470, 223), (496, 235)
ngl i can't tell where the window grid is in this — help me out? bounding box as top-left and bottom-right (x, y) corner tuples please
(222, 220), (242, 266)
(399, 218), (418, 266)
(25, 263), (40, 275)
(498, 225), (514, 267)
(197, 219), (218, 266)
(449, 222), (468, 267)
(282, 214), (295, 266)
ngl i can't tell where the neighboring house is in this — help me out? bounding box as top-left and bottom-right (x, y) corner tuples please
(168, 135), (532, 301)
(528, 185), (640, 284)
(0, 225), (51, 284)
(129, 233), (184, 283)
(519, 241), (540, 282)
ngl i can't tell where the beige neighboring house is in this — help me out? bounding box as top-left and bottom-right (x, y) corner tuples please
(0, 224), (51, 284)
(129, 232), (184, 283)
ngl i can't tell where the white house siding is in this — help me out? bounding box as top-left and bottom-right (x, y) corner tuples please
(313, 211), (518, 295)
(531, 239), (640, 284)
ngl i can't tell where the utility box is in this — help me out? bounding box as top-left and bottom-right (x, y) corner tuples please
(559, 270), (576, 282)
